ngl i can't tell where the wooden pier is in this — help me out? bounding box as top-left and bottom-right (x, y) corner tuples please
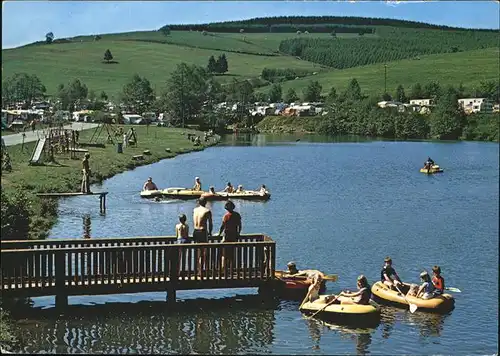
(36, 192), (108, 214)
(0, 234), (276, 308)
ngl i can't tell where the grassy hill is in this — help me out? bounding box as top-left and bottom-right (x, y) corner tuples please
(2, 16), (499, 101)
(257, 48), (500, 97)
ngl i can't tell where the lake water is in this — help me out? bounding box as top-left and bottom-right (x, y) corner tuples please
(9, 134), (499, 354)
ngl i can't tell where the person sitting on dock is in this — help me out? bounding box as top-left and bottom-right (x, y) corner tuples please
(143, 177), (158, 191)
(176, 214), (191, 244)
(381, 257), (403, 291)
(223, 182), (234, 193)
(81, 153), (92, 194)
(193, 177), (202, 191)
(431, 265), (445, 295)
(327, 275), (372, 305)
(236, 185), (244, 193)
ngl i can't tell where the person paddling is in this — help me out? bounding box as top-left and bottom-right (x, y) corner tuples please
(143, 177), (158, 191)
(326, 275), (372, 305)
(431, 265), (445, 295)
(381, 257), (403, 291)
(223, 182), (234, 193)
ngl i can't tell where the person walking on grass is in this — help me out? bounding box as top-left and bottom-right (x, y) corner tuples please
(81, 153), (92, 194)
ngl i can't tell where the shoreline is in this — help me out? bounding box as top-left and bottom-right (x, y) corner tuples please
(1, 126), (220, 240)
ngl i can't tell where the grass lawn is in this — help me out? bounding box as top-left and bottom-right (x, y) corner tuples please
(257, 48), (500, 97)
(2, 37), (324, 100)
(1, 125), (216, 238)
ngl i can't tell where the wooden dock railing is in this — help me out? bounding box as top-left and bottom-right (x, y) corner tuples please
(0, 234), (276, 307)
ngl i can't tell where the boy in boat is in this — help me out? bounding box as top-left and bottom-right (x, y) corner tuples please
(431, 265), (445, 295)
(175, 214), (190, 244)
(424, 157), (435, 169)
(223, 182), (234, 193)
(408, 271), (435, 299)
(258, 184), (268, 195)
(143, 177), (158, 191)
(326, 275), (371, 305)
(208, 186), (217, 195)
(381, 257), (403, 291)
(236, 185), (244, 193)
(193, 177), (202, 191)
(219, 200), (242, 272)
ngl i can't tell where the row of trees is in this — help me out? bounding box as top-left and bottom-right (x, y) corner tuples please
(178, 16), (497, 32)
(207, 54), (228, 74)
(163, 23), (373, 34)
(279, 31), (499, 69)
(311, 78), (498, 141)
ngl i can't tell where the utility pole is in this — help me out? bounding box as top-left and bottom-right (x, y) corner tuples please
(384, 64), (388, 95)
(180, 69), (184, 128)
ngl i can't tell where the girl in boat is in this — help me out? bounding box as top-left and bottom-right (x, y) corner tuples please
(407, 271), (436, 299)
(327, 275), (372, 305)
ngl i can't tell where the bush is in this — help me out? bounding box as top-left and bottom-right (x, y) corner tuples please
(1, 191), (32, 240)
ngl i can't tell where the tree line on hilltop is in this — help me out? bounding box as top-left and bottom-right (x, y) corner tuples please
(279, 29), (499, 69)
(163, 16), (498, 32)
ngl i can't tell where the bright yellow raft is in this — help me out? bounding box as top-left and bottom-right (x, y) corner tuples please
(371, 281), (455, 312)
(301, 295), (381, 325)
(140, 190), (163, 198)
(420, 165), (444, 174)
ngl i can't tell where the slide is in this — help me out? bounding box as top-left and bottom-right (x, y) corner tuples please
(30, 138), (46, 165)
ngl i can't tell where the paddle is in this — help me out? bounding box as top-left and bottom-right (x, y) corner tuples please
(445, 287), (461, 293)
(299, 288), (312, 310)
(394, 284), (418, 313)
(306, 295), (340, 319)
(275, 270), (338, 282)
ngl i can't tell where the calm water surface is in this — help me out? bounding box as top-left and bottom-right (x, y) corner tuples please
(10, 134), (499, 354)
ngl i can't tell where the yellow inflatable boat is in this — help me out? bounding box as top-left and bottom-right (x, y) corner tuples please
(162, 187), (205, 200)
(420, 165), (444, 174)
(301, 295), (381, 326)
(140, 190), (163, 198)
(371, 281), (455, 313)
(201, 190), (271, 201)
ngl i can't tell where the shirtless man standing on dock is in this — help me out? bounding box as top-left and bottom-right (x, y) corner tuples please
(193, 197), (213, 274)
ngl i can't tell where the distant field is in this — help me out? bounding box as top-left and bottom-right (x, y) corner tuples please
(3, 26), (498, 101)
(2, 39), (324, 99)
(256, 48), (500, 97)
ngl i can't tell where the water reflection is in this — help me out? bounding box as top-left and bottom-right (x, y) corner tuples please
(307, 318), (375, 355)
(380, 306), (450, 340)
(13, 296), (278, 354)
(82, 214), (91, 239)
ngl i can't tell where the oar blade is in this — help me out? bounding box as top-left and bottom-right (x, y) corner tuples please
(446, 287), (461, 293)
(409, 303), (418, 313)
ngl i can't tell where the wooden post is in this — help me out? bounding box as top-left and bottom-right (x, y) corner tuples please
(55, 250), (68, 309)
(167, 246), (179, 304)
(99, 193), (106, 214)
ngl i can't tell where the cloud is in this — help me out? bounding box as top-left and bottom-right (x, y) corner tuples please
(385, 0), (429, 7)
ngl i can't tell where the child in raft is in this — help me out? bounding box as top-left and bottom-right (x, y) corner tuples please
(431, 265), (445, 295)
(324, 275), (371, 305)
(305, 272), (324, 303)
(407, 271), (435, 299)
